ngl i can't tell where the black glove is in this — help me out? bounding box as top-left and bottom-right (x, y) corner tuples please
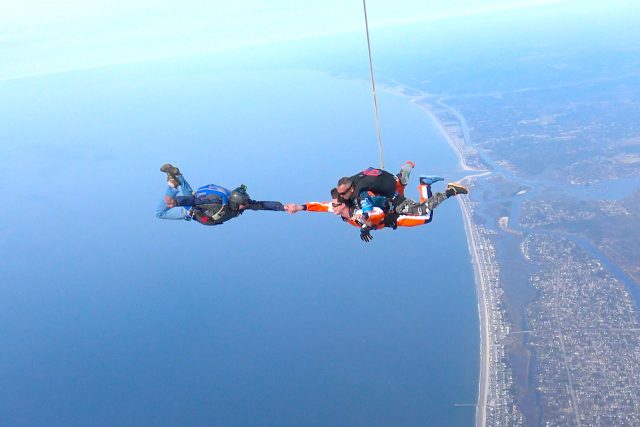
(360, 227), (373, 243)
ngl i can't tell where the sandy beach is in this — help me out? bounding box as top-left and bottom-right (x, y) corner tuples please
(459, 196), (490, 427)
(413, 101), (476, 174)
(377, 82), (492, 427)
(414, 97), (491, 427)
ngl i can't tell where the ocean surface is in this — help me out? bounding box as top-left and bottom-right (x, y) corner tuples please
(0, 59), (478, 426)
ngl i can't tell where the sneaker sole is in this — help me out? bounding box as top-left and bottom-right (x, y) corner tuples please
(447, 183), (468, 194)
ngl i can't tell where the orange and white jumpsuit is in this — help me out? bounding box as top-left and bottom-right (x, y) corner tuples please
(302, 183), (434, 230)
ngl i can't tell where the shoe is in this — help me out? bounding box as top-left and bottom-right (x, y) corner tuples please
(398, 161), (415, 185)
(160, 163), (181, 176)
(419, 175), (444, 185)
(446, 182), (468, 197)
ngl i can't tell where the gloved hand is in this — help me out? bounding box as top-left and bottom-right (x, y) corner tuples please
(360, 226), (373, 243)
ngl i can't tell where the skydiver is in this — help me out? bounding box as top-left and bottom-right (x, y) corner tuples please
(335, 162), (415, 215)
(156, 164), (284, 226)
(285, 176), (468, 242)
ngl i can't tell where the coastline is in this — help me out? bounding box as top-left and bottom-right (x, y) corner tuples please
(412, 100), (476, 173)
(374, 81), (491, 426)
(459, 195), (489, 427)
(413, 97), (490, 427)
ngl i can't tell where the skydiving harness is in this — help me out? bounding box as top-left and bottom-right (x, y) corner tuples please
(188, 205), (228, 222)
(354, 167), (396, 216)
(185, 184), (231, 222)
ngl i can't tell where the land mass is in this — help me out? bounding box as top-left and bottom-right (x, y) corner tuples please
(413, 43), (640, 426)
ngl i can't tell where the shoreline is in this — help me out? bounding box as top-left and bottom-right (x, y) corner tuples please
(413, 97), (490, 427)
(375, 81), (491, 426)
(459, 196), (490, 427)
(412, 100), (476, 174)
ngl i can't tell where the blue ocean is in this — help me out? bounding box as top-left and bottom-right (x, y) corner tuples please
(0, 56), (478, 425)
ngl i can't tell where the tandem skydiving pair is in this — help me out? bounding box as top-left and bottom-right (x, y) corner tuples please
(156, 163), (468, 242)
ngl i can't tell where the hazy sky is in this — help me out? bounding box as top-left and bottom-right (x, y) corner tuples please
(1, 0), (626, 80)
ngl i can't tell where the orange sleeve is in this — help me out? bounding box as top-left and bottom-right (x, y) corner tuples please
(397, 215), (429, 227)
(304, 202), (332, 212)
(366, 209), (385, 227)
(348, 207), (385, 229)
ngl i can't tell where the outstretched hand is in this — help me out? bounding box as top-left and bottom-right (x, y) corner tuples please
(284, 204), (303, 214)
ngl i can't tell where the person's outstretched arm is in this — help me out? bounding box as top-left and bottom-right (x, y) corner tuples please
(244, 200), (285, 211)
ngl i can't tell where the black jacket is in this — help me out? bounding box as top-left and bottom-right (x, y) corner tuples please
(350, 168), (397, 199)
(176, 195), (283, 226)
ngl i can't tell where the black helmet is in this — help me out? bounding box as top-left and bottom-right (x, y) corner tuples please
(229, 185), (250, 210)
